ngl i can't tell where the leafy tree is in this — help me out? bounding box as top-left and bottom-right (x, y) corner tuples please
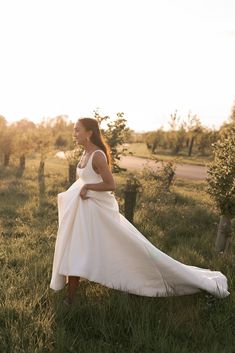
(140, 157), (176, 193)
(50, 114), (72, 149)
(0, 125), (15, 167)
(0, 115), (8, 165)
(11, 119), (36, 172)
(185, 111), (203, 156)
(55, 135), (68, 149)
(145, 128), (165, 154)
(168, 110), (187, 155)
(93, 110), (131, 173)
(206, 124), (235, 252)
(32, 118), (53, 182)
(197, 127), (219, 155)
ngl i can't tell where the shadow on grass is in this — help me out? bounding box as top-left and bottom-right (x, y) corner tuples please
(51, 277), (232, 353)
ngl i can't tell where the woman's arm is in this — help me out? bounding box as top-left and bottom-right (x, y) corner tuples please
(85, 181), (115, 192)
(86, 152), (116, 192)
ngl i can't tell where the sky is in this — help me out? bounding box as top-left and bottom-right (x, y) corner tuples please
(0, 0), (234, 132)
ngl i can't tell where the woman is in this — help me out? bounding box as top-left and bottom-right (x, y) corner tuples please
(49, 117), (230, 306)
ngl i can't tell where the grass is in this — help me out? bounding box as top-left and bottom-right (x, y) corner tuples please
(0, 156), (234, 353)
(122, 142), (213, 166)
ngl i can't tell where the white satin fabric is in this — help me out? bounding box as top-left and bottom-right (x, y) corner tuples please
(49, 149), (230, 298)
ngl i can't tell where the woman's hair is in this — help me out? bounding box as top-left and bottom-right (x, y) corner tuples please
(77, 117), (113, 170)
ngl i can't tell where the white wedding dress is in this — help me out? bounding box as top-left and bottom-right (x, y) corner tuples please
(49, 149), (230, 298)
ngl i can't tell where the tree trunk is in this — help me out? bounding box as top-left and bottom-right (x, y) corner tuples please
(166, 170), (175, 190)
(215, 214), (231, 252)
(38, 160), (45, 182)
(151, 139), (157, 153)
(174, 144), (180, 155)
(188, 136), (195, 156)
(37, 160), (45, 198)
(68, 164), (77, 185)
(124, 190), (137, 224)
(4, 153), (10, 166)
(19, 155), (26, 169)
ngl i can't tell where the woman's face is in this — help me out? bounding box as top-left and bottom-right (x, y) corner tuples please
(73, 121), (89, 145)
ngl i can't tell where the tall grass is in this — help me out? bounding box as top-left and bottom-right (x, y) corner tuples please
(0, 156), (234, 353)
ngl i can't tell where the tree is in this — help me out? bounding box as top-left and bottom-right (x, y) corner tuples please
(50, 114), (72, 149)
(11, 119), (36, 173)
(145, 128), (165, 154)
(0, 125), (15, 167)
(168, 110), (187, 155)
(197, 127), (219, 156)
(93, 110), (131, 173)
(206, 124), (235, 253)
(32, 118), (53, 185)
(0, 115), (7, 164)
(219, 98), (235, 134)
(185, 111), (203, 156)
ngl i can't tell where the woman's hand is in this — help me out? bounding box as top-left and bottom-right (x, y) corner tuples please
(80, 184), (89, 200)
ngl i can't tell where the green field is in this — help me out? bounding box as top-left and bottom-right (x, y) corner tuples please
(123, 142), (213, 166)
(0, 155), (234, 353)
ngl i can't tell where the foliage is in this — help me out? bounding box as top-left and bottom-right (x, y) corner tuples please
(50, 115), (73, 149)
(32, 120), (53, 162)
(206, 125), (235, 217)
(124, 173), (142, 192)
(64, 147), (83, 165)
(49, 111), (131, 170)
(142, 110), (221, 158)
(10, 119), (36, 158)
(0, 125), (15, 156)
(168, 110), (187, 154)
(93, 110), (131, 173)
(140, 157), (176, 193)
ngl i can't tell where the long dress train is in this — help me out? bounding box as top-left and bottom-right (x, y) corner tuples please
(49, 149), (230, 298)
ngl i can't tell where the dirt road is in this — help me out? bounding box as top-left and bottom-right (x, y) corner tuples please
(118, 155), (207, 180)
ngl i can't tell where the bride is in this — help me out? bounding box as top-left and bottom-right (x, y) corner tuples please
(49, 117), (230, 306)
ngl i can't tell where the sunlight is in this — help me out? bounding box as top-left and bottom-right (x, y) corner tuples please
(0, 0), (234, 131)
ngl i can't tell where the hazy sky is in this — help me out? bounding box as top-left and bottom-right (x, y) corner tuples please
(0, 0), (234, 132)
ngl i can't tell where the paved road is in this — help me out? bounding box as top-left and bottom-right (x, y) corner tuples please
(118, 155), (207, 180)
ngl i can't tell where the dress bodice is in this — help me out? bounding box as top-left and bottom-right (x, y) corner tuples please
(76, 149), (108, 183)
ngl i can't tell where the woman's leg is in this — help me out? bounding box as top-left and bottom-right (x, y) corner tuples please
(67, 276), (80, 302)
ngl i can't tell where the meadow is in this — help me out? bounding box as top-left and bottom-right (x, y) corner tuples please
(0, 154), (234, 353)
(124, 142), (213, 166)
